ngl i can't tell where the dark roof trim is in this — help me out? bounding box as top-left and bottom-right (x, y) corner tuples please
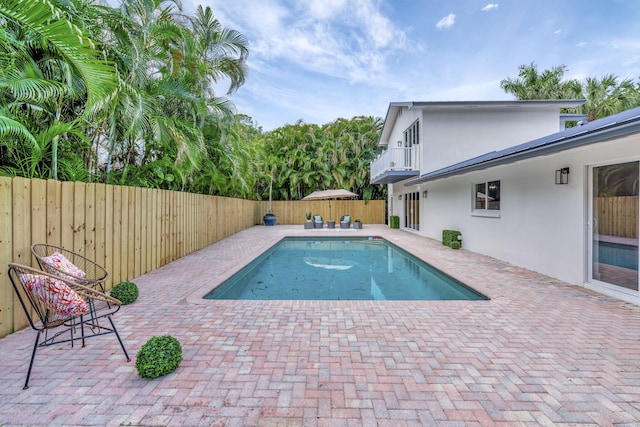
(405, 107), (640, 186)
(400, 100), (585, 109)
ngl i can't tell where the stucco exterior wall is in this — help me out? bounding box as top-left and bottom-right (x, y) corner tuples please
(420, 108), (563, 173)
(392, 133), (640, 304)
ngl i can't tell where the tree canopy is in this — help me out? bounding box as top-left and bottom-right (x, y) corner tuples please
(255, 116), (385, 202)
(0, 0), (253, 194)
(500, 62), (640, 121)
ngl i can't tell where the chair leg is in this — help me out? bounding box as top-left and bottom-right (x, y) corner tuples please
(108, 316), (131, 362)
(24, 332), (41, 390)
(79, 314), (87, 347)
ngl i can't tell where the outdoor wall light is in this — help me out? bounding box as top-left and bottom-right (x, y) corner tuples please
(555, 167), (570, 185)
(422, 190), (428, 198)
(398, 194), (402, 200)
(397, 141), (403, 147)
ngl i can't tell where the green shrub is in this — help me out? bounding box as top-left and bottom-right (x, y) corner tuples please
(136, 335), (183, 379)
(450, 241), (461, 250)
(442, 230), (462, 249)
(389, 215), (400, 229)
(110, 281), (139, 305)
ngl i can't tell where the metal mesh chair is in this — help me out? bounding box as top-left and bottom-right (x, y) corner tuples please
(31, 244), (109, 291)
(313, 215), (324, 229)
(340, 215), (351, 229)
(7, 263), (130, 389)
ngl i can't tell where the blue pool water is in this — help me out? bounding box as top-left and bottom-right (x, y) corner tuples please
(594, 241), (638, 270)
(204, 237), (487, 300)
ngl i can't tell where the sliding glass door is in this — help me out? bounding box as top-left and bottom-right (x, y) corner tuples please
(591, 161), (639, 291)
(403, 192), (420, 231)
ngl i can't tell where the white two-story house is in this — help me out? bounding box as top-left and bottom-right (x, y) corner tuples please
(370, 100), (640, 305)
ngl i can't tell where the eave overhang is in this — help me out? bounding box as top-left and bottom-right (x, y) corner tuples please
(370, 170), (420, 185)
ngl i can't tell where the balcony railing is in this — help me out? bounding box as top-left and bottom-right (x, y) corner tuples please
(370, 147), (419, 184)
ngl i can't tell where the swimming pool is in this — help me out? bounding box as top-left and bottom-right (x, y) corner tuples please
(204, 237), (487, 300)
(594, 241), (638, 270)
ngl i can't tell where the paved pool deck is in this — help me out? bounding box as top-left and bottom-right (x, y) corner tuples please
(1, 225), (639, 426)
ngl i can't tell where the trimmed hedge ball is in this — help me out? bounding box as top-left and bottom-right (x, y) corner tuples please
(110, 281), (139, 305)
(136, 335), (183, 379)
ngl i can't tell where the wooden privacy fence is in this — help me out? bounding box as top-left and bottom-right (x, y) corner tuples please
(259, 199), (385, 225)
(0, 177), (386, 337)
(593, 196), (638, 238)
(0, 177), (258, 337)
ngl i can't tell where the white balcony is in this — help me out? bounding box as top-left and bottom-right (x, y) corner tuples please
(370, 147), (420, 184)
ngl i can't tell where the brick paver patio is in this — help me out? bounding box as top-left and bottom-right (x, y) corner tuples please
(1, 225), (639, 426)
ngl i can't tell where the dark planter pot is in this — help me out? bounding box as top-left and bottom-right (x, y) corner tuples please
(353, 221), (363, 229)
(263, 213), (276, 226)
(304, 221), (313, 229)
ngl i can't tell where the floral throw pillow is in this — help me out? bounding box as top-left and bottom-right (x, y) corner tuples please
(19, 273), (89, 317)
(40, 252), (86, 280)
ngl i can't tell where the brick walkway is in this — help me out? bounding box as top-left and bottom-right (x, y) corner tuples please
(1, 225), (639, 426)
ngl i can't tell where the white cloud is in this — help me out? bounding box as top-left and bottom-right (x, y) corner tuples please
(481, 4), (499, 12)
(209, 0), (410, 86)
(609, 37), (640, 51)
(436, 13), (456, 30)
(306, 0), (348, 19)
(355, 2), (405, 48)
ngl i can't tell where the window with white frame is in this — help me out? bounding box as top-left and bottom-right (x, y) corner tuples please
(474, 180), (500, 211)
(402, 120), (419, 169)
(403, 120), (419, 147)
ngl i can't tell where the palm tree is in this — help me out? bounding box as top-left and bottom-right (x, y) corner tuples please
(0, 0), (257, 196)
(501, 63), (640, 122)
(500, 62), (582, 100)
(255, 116), (385, 202)
(0, 0), (118, 179)
(92, 0), (248, 190)
(188, 5), (248, 97)
(582, 74), (637, 121)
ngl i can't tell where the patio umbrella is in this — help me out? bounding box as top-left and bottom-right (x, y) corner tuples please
(302, 189), (358, 220)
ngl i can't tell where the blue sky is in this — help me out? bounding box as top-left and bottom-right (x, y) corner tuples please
(184, 0), (640, 131)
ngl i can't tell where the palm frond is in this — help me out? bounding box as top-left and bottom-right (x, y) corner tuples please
(0, 62), (68, 101)
(0, 0), (117, 115)
(36, 120), (87, 147)
(0, 113), (37, 146)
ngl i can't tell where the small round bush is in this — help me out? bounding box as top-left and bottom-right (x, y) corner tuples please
(450, 241), (461, 250)
(136, 335), (183, 379)
(110, 281), (139, 305)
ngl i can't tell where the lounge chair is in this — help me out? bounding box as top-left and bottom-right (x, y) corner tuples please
(313, 215), (324, 229)
(340, 215), (351, 229)
(7, 263), (130, 389)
